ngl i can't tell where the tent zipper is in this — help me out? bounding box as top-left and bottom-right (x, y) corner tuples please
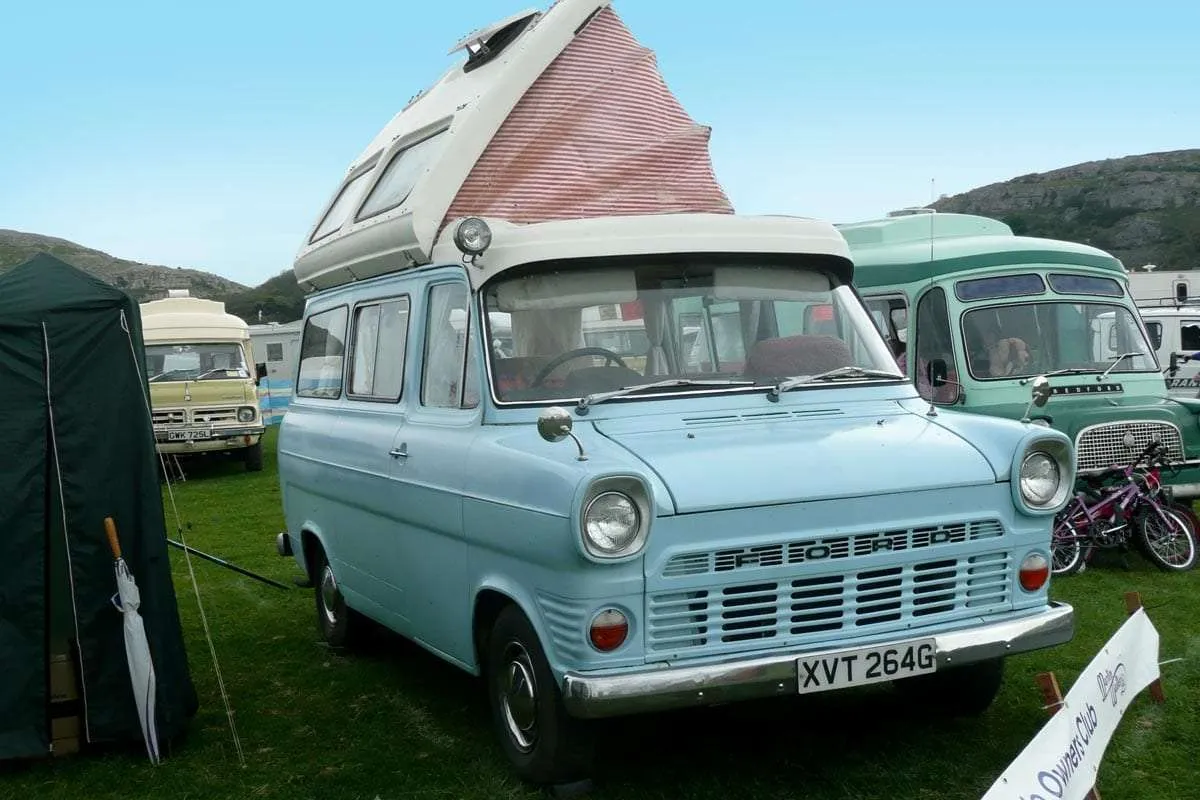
(42, 322), (92, 743)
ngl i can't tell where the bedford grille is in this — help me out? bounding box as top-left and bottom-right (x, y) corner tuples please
(191, 408), (238, 424)
(152, 409), (185, 426)
(1075, 421), (1184, 472)
(647, 551), (1012, 656)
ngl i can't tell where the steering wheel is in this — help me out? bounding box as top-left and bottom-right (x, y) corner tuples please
(531, 347), (628, 387)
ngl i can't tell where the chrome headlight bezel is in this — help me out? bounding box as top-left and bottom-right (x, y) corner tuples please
(575, 475), (652, 561)
(237, 405), (257, 423)
(1013, 436), (1074, 515)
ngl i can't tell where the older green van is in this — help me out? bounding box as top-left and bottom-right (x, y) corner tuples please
(847, 210), (1200, 499)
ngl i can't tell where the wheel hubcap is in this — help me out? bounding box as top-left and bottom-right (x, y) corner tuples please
(499, 642), (538, 753)
(320, 565), (340, 627)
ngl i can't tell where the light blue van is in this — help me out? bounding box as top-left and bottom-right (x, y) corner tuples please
(274, 0), (1075, 785)
(276, 212), (1077, 785)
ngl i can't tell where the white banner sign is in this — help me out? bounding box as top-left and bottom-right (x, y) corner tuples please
(981, 608), (1161, 800)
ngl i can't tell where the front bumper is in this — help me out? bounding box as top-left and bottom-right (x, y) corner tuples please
(561, 601), (1074, 719)
(154, 426), (264, 452)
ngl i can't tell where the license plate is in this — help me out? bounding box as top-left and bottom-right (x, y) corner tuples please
(168, 430), (211, 441)
(796, 638), (936, 694)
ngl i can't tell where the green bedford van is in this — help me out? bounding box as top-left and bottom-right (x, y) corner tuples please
(846, 210), (1200, 500)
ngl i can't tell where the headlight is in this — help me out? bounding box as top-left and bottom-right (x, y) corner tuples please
(1020, 451), (1061, 507)
(583, 492), (640, 554)
(237, 406), (257, 423)
(577, 476), (652, 560)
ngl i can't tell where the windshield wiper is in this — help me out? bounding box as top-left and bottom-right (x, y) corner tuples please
(577, 378), (754, 413)
(768, 366), (903, 401)
(1099, 353), (1141, 381)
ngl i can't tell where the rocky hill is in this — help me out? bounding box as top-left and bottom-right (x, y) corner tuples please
(0, 229), (248, 301)
(931, 149), (1200, 270)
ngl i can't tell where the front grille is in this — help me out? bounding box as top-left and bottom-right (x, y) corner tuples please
(191, 407), (238, 424)
(662, 520), (1003, 578)
(152, 409), (185, 426)
(1075, 421), (1184, 472)
(647, 551), (1011, 655)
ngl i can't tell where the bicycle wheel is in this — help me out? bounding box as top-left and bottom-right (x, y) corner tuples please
(1050, 518), (1086, 576)
(1136, 506), (1197, 572)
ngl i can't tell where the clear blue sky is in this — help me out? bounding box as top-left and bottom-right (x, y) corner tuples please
(1, 0), (1197, 287)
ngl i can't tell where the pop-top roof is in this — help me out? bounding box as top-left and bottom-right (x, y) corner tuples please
(140, 295), (250, 341)
(292, 0), (736, 293)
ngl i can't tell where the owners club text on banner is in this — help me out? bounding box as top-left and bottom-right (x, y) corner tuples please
(981, 608), (1161, 800)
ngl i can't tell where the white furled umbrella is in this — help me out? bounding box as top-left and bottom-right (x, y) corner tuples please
(105, 517), (161, 764)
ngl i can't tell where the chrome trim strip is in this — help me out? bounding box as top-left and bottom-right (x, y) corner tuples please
(561, 601), (1074, 719)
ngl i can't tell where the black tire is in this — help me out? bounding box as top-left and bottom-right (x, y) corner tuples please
(893, 658), (1005, 717)
(244, 440), (264, 472)
(485, 605), (594, 786)
(313, 548), (363, 648)
(1136, 506), (1197, 572)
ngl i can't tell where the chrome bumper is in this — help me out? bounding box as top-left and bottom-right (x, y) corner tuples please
(561, 601), (1074, 719)
(1165, 482), (1200, 500)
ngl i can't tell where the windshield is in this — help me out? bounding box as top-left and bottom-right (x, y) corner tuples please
(961, 302), (1157, 380)
(482, 257), (902, 403)
(145, 342), (250, 382)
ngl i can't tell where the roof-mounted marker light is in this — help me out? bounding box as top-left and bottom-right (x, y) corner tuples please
(454, 217), (492, 265)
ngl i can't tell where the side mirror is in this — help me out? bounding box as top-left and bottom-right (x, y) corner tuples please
(1169, 352), (1179, 376)
(255, 362), (267, 386)
(1021, 375), (1053, 423)
(927, 358), (949, 388)
(536, 406), (587, 461)
(1030, 375), (1052, 408)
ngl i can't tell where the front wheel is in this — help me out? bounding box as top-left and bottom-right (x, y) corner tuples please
(243, 440), (264, 472)
(485, 605), (594, 786)
(313, 549), (365, 647)
(1136, 506), (1197, 572)
(892, 658), (1005, 717)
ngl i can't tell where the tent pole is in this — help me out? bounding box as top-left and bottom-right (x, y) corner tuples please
(164, 539), (290, 591)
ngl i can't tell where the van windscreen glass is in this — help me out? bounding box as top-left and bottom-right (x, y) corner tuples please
(482, 256), (903, 404)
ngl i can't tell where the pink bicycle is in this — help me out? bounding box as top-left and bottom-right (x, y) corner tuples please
(1050, 440), (1197, 575)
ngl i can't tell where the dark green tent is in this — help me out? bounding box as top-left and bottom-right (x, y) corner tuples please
(0, 253), (197, 760)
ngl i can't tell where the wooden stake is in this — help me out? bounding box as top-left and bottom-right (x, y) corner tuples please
(1034, 671), (1101, 800)
(1124, 591), (1166, 703)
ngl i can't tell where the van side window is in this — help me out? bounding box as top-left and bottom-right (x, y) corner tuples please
(862, 295), (909, 369)
(297, 306), (349, 399)
(422, 283), (479, 409)
(914, 288), (957, 403)
(1181, 321), (1200, 352)
(1145, 321), (1162, 351)
(349, 297), (410, 401)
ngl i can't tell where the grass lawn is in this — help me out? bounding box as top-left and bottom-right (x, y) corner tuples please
(5, 425), (1198, 799)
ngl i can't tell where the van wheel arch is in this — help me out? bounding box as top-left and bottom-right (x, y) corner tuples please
(473, 589), (516, 673)
(300, 529), (324, 585)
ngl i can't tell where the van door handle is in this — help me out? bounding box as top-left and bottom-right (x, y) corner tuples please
(388, 444), (408, 460)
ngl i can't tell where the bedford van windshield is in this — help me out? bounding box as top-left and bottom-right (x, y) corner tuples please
(962, 302), (1157, 380)
(483, 257), (902, 404)
(145, 342), (250, 382)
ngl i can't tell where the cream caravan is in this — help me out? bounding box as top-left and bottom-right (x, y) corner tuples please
(140, 290), (266, 470)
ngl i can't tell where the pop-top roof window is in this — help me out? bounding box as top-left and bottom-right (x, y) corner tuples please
(955, 273), (1046, 302)
(309, 165), (378, 244)
(356, 131), (450, 221)
(1046, 273), (1124, 297)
